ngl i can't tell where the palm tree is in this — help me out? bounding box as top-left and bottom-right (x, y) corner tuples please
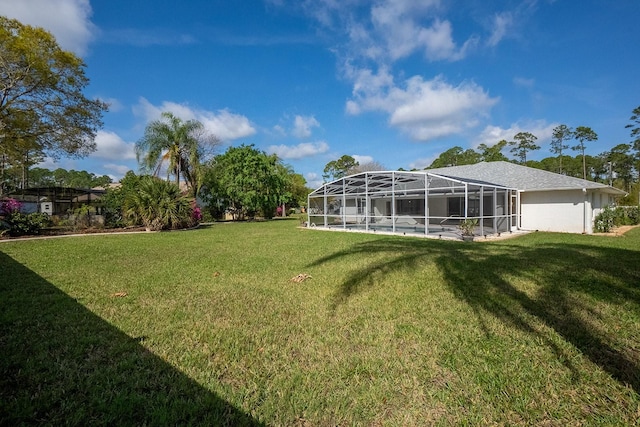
(135, 112), (205, 196)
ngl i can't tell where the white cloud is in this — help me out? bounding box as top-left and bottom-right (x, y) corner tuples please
(272, 125), (287, 136)
(369, 0), (476, 62)
(37, 157), (62, 170)
(419, 20), (470, 61)
(305, 172), (323, 189)
(365, 0), (478, 62)
(0, 0), (95, 56)
(292, 115), (320, 138)
(513, 77), (535, 88)
(347, 70), (498, 141)
(199, 109), (257, 142)
(347, 65), (395, 99)
(101, 97), (124, 113)
(486, 12), (513, 47)
(133, 98), (256, 142)
(282, 0), (477, 63)
(103, 163), (133, 176)
(267, 141), (329, 159)
(299, 0), (360, 28)
(352, 154), (374, 164)
(474, 121), (558, 148)
(100, 28), (196, 47)
(90, 130), (136, 161)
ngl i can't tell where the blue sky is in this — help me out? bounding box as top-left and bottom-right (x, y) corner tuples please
(2, 0), (639, 188)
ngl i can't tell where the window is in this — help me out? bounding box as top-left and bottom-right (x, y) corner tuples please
(448, 197), (462, 217)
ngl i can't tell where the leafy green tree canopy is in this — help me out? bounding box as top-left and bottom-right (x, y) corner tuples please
(625, 105), (640, 181)
(606, 144), (634, 191)
(550, 125), (573, 173)
(509, 132), (540, 164)
(281, 169), (311, 209)
(1, 164), (112, 193)
(0, 16), (107, 160)
(627, 105), (640, 150)
(101, 171), (141, 228)
(477, 140), (509, 162)
(572, 126), (598, 179)
(323, 155), (358, 181)
(427, 146), (480, 168)
(203, 144), (287, 219)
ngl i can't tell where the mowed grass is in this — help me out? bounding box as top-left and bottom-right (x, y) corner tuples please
(1, 220), (639, 425)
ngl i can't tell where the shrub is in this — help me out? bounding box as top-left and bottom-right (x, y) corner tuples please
(124, 176), (195, 231)
(1, 198), (51, 236)
(594, 206), (616, 233)
(70, 205), (93, 230)
(619, 206), (639, 225)
(192, 206), (203, 223)
(3, 212), (51, 236)
(458, 218), (478, 236)
(101, 190), (125, 228)
(101, 171), (143, 228)
(594, 205), (640, 233)
(0, 198), (22, 215)
(201, 209), (216, 223)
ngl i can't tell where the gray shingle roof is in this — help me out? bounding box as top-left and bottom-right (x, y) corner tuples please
(427, 161), (625, 194)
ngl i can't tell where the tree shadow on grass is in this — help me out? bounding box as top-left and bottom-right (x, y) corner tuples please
(0, 250), (263, 426)
(308, 236), (640, 393)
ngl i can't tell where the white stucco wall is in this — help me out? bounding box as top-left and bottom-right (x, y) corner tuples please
(520, 190), (595, 234)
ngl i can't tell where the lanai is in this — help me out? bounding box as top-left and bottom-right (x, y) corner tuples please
(308, 171), (518, 239)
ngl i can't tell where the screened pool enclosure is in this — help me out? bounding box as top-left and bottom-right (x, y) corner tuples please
(307, 171), (518, 239)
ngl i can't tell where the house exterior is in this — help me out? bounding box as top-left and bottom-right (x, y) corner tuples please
(428, 162), (626, 234)
(307, 161), (626, 238)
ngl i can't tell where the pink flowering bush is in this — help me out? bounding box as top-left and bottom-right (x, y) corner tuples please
(192, 206), (203, 223)
(0, 198), (22, 215)
(1, 199), (50, 236)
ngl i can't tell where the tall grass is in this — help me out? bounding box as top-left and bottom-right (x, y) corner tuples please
(1, 221), (639, 425)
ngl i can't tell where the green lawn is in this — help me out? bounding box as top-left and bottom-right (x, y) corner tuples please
(1, 221), (639, 425)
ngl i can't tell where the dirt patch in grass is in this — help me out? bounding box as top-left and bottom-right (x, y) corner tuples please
(596, 224), (640, 237)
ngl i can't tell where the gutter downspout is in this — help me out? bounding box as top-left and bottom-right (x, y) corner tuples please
(582, 187), (587, 234)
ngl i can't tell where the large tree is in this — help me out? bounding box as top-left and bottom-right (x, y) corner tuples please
(550, 125), (573, 173)
(477, 140), (509, 162)
(607, 144), (634, 191)
(20, 167), (112, 189)
(284, 170), (311, 209)
(0, 17), (107, 164)
(203, 144), (287, 219)
(135, 112), (218, 197)
(625, 105), (640, 181)
(572, 126), (598, 180)
(323, 155), (358, 182)
(428, 146), (480, 168)
(347, 160), (386, 175)
(508, 132), (540, 164)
